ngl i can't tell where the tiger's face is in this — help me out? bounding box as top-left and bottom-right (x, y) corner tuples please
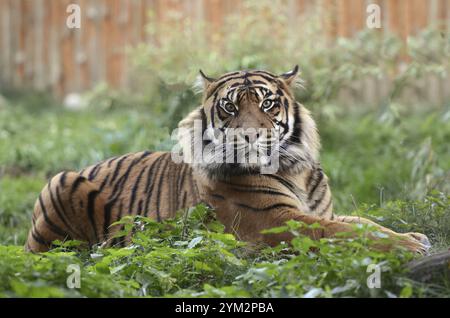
(177, 67), (320, 178)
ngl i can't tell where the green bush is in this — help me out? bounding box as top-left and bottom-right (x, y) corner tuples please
(1, 203), (447, 298)
(126, 0), (449, 129)
(0, 0), (448, 297)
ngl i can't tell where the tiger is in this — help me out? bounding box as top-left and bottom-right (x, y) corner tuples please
(25, 67), (431, 254)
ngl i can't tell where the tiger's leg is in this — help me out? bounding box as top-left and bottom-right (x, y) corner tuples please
(237, 208), (430, 254)
(25, 171), (107, 253)
(335, 215), (431, 251)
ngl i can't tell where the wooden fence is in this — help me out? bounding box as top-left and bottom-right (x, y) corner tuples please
(0, 0), (449, 100)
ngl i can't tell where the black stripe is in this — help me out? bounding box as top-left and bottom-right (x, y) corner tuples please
(190, 169), (201, 201)
(87, 190), (100, 242)
(210, 92), (219, 128)
(109, 155), (129, 186)
(70, 175), (87, 194)
(107, 156), (119, 168)
(289, 102), (302, 144)
(103, 153), (152, 237)
(128, 166), (148, 215)
(230, 187), (294, 199)
(110, 152), (151, 199)
(308, 169), (324, 200)
(144, 153), (166, 192)
(103, 198), (116, 239)
(206, 75), (248, 99)
(137, 199), (143, 215)
(217, 71), (242, 81)
(252, 73), (279, 85)
(276, 88), (285, 97)
(305, 169), (314, 188)
(60, 171), (67, 187)
(201, 108), (207, 130)
(181, 191), (187, 208)
(98, 173), (110, 191)
(309, 189), (327, 211)
(154, 156), (171, 221)
(143, 154), (167, 216)
(318, 199), (332, 216)
(235, 202), (297, 212)
(263, 175), (297, 195)
(51, 184), (80, 237)
(116, 200), (124, 222)
(110, 200), (125, 247)
(210, 193), (225, 200)
(88, 163), (102, 181)
(252, 79), (269, 85)
(31, 229), (50, 246)
(252, 70), (277, 78)
(175, 164), (188, 210)
(38, 194), (67, 237)
(68, 186), (90, 244)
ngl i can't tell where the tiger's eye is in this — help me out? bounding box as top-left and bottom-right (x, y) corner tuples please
(224, 103), (236, 113)
(262, 99), (273, 110)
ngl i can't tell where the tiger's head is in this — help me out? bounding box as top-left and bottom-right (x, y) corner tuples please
(176, 67), (320, 178)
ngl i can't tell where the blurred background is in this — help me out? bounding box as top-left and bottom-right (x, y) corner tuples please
(0, 0), (449, 248)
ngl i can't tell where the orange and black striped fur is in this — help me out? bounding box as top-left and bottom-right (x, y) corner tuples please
(26, 67), (431, 254)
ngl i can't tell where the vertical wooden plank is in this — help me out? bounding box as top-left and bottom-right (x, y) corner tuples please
(387, 0), (400, 36)
(99, 0), (108, 85)
(139, 0), (147, 42)
(23, 0), (33, 84)
(75, 0), (91, 92)
(428, 0), (439, 28)
(404, 0), (413, 39)
(11, 0), (25, 86)
(336, 0), (351, 37)
(80, 0), (92, 91)
(144, 0), (158, 43)
(0, 0), (3, 85)
(121, 0), (132, 88)
(72, 0), (84, 92)
(34, 0), (45, 90)
(48, 0), (60, 96)
(322, 0), (338, 43)
(297, 0), (306, 14)
(287, 0), (298, 32)
(86, 0), (106, 85)
(203, 0), (225, 44)
(437, 0), (448, 29)
(1, 0), (12, 87)
(351, 0), (365, 34)
(415, 0), (428, 33)
(379, 0), (390, 37)
(104, 0), (115, 88)
(120, 0), (129, 89)
(61, 0), (77, 94)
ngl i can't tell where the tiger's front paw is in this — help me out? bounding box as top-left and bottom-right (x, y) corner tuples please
(399, 232), (431, 255)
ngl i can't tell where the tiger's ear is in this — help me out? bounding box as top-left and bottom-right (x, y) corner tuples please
(279, 65), (300, 87)
(194, 70), (216, 94)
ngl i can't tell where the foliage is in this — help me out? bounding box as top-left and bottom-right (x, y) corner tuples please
(0, 0), (448, 296)
(128, 0), (449, 128)
(0, 103), (169, 177)
(320, 107), (450, 216)
(1, 203), (447, 298)
(0, 97), (449, 297)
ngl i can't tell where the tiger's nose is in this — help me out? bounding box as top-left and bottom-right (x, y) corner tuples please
(244, 132), (259, 144)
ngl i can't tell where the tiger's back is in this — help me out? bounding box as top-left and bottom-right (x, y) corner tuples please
(26, 151), (201, 252)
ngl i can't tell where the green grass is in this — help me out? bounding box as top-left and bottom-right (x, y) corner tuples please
(0, 96), (449, 297)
